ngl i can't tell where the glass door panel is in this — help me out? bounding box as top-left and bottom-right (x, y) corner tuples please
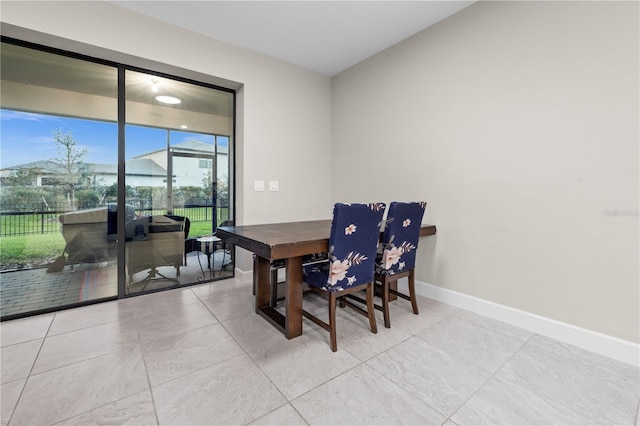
(0, 42), (118, 318)
(124, 70), (234, 295)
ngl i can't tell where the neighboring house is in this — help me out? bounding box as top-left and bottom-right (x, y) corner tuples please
(0, 160), (59, 186)
(0, 140), (228, 189)
(0, 158), (167, 187)
(134, 140), (229, 188)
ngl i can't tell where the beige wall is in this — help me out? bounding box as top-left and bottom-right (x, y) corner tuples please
(1, 0), (333, 270)
(332, 1), (639, 342)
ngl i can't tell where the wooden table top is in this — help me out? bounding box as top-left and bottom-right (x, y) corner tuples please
(217, 219), (436, 260)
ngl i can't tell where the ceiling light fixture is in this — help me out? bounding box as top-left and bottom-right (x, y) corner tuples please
(156, 95), (181, 105)
(180, 125), (188, 129)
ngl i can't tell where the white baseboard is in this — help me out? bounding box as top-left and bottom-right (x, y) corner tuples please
(235, 267), (254, 285)
(404, 280), (639, 368)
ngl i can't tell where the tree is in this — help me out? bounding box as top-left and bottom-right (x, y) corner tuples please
(0, 186), (49, 210)
(75, 189), (101, 208)
(217, 174), (229, 207)
(201, 170), (228, 206)
(50, 129), (90, 209)
(201, 169), (214, 199)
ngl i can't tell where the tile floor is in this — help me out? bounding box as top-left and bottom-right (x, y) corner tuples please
(1, 277), (639, 425)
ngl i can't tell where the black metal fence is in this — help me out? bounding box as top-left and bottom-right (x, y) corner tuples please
(0, 200), (227, 237)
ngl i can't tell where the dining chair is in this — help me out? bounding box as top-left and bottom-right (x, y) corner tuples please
(373, 201), (426, 328)
(301, 202), (386, 351)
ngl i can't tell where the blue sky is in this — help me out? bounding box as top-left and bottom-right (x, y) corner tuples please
(0, 109), (227, 168)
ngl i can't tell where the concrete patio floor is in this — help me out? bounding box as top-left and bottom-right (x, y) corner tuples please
(1, 266), (87, 317)
(0, 252), (232, 318)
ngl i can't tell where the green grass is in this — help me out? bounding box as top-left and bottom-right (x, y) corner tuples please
(0, 207), (229, 238)
(0, 207), (230, 268)
(0, 214), (61, 237)
(190, 222), (213, 237)
(0, 233), (66, 268)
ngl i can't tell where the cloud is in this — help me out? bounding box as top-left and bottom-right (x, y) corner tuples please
(0, 110), (54, 122)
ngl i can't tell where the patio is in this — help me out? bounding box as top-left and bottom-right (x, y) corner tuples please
(0, 251), (232, 318)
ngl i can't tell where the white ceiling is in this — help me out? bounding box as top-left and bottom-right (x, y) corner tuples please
(109, 1), (475, 76)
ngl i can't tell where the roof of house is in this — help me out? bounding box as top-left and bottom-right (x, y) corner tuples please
(133, 140), (228, 159)
(125, 159), (167, 176)
(1, 159), (167, 177)
(1, 140), (226, 175)
(2, 160), (61, 172)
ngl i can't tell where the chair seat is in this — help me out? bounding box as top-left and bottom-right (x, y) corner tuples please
(302, 261), (331, 290)
(304, 256), (377, 293)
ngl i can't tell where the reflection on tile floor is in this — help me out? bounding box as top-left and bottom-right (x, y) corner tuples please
(1, 277), (638, 425)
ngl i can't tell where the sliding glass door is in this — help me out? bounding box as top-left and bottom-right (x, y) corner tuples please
(0, 39), (235, 317)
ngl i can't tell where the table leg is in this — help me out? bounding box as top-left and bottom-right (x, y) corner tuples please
(254, 256), (271, 313)
(284, 256), (303, 338)
(252, 254), (257, 295)
(252, 255), (303, 340)
(196, 249), (207, 282)
(218, 246), (226, 278)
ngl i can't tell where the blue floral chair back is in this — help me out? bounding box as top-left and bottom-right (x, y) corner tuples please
(377, 201), (426, 275)
(304, 202), (386, 292)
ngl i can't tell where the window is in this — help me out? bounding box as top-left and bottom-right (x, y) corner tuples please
(40, 177), (57, 186)
(199, 159), (212, 169)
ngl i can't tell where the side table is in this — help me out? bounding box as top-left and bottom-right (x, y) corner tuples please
(196, 236), (221, 281)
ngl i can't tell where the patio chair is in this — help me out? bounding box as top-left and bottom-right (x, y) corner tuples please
(58, 207), (111, 270)
(126, 214), (186, 290)
(301, 202), (385, 351)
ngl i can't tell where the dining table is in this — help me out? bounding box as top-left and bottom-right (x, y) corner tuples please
(216, 219), (436, 339)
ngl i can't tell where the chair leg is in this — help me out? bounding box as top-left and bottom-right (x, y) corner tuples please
(408, 270), (419, 315)
(381, 277), (391, 328)
(366, 283), (378, 334)
(329, 293), (338, 352)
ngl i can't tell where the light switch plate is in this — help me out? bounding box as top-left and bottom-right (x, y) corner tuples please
(269, 180), (279, 192)
(254, 180), (265, 191)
